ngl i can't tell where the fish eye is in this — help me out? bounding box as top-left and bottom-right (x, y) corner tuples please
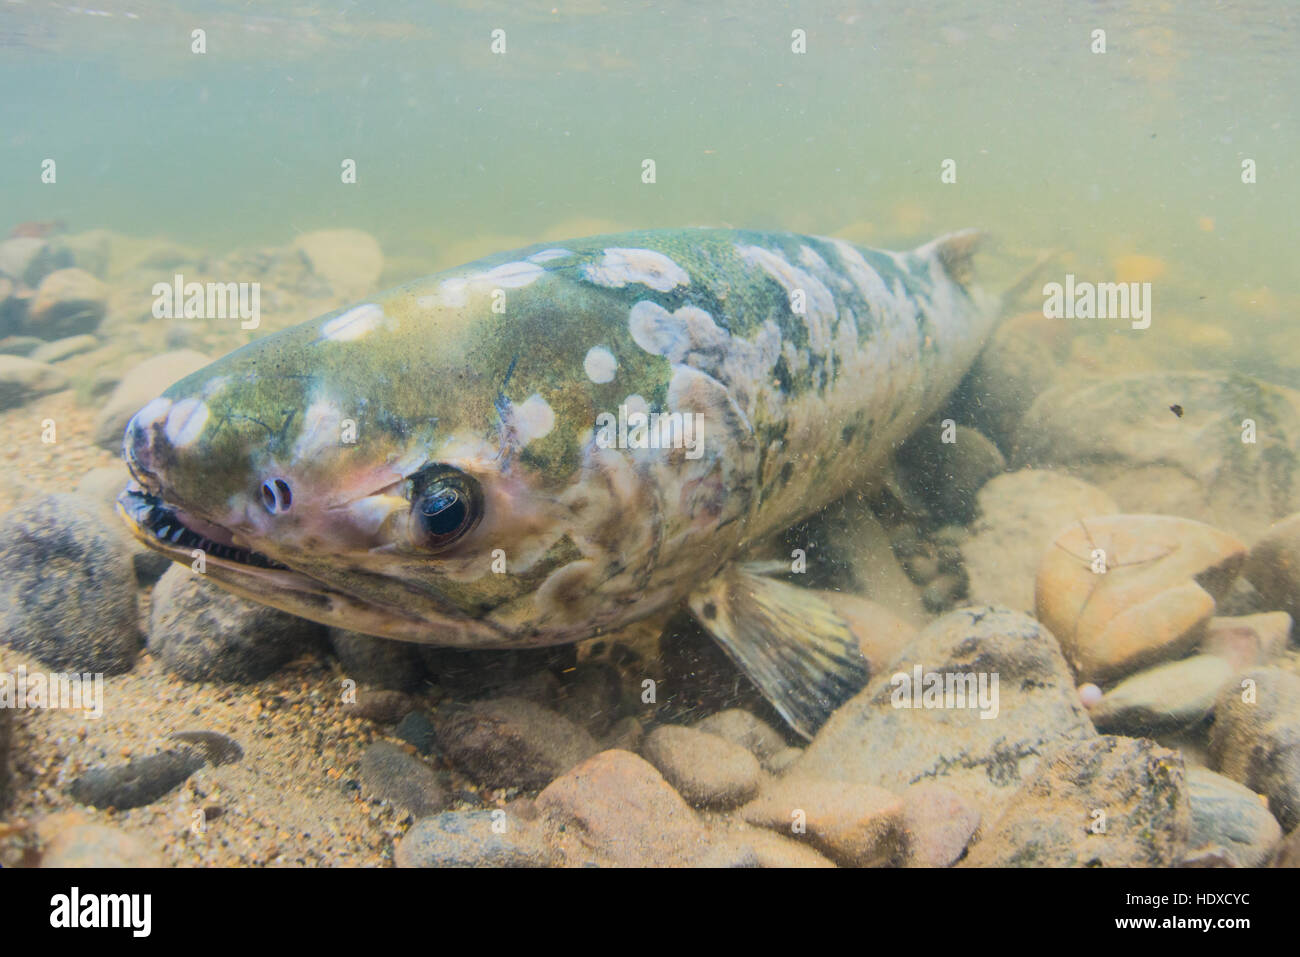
(411, 466), (483, 549)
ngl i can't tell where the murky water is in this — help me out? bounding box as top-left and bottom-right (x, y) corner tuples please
(1, 1), (1298, 870)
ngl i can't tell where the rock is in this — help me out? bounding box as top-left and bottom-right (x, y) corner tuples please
(1185, 767), (1281, 867)
(393, 711), (439, 755)
(0, 335), (44, 356)
(1088, 655), (1236, 734)
(692, 709), (787, 765)
(434, 697), (600, 790)
(795, 606), (1095, 822)
(25, 268), (107, 337)
(962, 736), (1191, 867)
(92, 350), (210, 450)
(0, 236), (72, 285)
(1012, 372), (1300, 540)
(955, 311), (1071, 451)
(396, 810), (554, 867)
(765, 746), (803, 774)
(1209, 667), (1300, 832)
(358, 741), (449, 818)
(553, 661), (624, 736)
(28, 334), (99, 364)
(960, 469), (1120, 614)
(819, 592), (918, 681)
(730, 826), (837, 868)
(69, 749), (207, 810)
(640, 725), (761, 809)
(348, 688), (416, 724)
(292, 229), (384, 300)
(0, 494), (141, 673)
(38, 817), (162, 868)
(75, 464), (172, 584)
(899, 782), (981, 867)
(535, 749), (716, 866)
(1244, 513), (1300, 619)
(0, 354), (68, 409)
(1036, 514), (1247, 684)
(148, 566), (321, 682)
(329, 628), (425, 692)
(895, 419), (1005, 525)
(739, 776), (905, 867)
(601, 715), (644, 752)
(1202, 612), (1293, 669)
(921, 573), (966, 613)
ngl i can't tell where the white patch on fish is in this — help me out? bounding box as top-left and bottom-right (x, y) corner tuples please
(584, 248), (690, 292)
(527, 248), (574, 264)
(164, 398), (209, 448)
(583, 345), (618, 384)
(421, 261), (546, 309)
(735, 244), (836, 356)
(292, 398), (344, 461)
(320, 303), (387, 342)
(515, 393), (556, 444)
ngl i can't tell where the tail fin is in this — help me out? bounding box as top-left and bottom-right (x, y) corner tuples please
(917, 228), (984, 286)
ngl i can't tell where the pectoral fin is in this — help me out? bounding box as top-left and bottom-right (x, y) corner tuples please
(687, 565), (870, 739)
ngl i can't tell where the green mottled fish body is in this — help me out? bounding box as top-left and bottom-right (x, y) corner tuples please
(119, 228), (997, 735)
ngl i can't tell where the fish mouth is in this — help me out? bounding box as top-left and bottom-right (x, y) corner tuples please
(115, 483), (514, 647)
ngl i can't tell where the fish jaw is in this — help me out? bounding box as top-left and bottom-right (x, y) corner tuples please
(115, 484), (514, 647)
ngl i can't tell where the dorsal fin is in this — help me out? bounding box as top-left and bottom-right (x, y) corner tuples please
(917, 228), (984, 286)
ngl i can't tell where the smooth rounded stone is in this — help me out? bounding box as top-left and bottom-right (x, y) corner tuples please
(358, 741), (449, 819)
(1201, 612), (1293, 670)
(640, 724), (761, 809)
(1185, 767), (1281, 867)
(960, 469), (1120, 614)
(553, 660), (624, 736)
(895, 419), (1005, 525)
(1244, 513), (1300, 619)
(795, 606), (1096, 823)
(729, 826), (837, 868)
(74, 464), (172, 584)
(394, 710), (439, 755)
(1012, 372), (1300, 540)
(396, 810), (553, 868)
(69, 748), (207, 810)
(292, 229), (384, 300)
(962, 736), (1191, 867)
(39, 819), (162, 868)
(1209, 667), (1300, 832)
(765, 746), (803, 775)
(899, 782), (981, 867)
(25, 268), (107, 338)
(0, 334), (44, 356)
(1089, 655), (1236, 734)
(739, 776), (905, 867)
(954, 311), (1070, 451)
(328, 628), (425, 692)
(692, 708), (786, 764)
(91, 349), (211, 450)
(348, 688), (416, 724)
(0, 236), (72, 285)
(1036, 514), (1247, 685)
(0, 354), (68, 409)
(434, 696), (600, 790)
(819, 592), (918, 681)
(535, 749), (719, 866)
(148, 566), (322, 682)
(28, 333), (99, 364)
(0, 494), (141, 673)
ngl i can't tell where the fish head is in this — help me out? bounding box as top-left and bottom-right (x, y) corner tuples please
(116, 249), (740, 647)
